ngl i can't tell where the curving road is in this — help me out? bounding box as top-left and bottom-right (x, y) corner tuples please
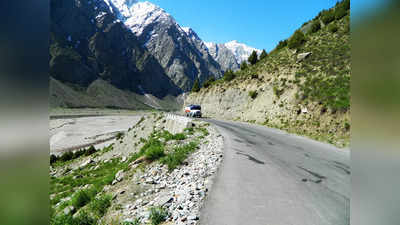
(200, 119), (350, 225)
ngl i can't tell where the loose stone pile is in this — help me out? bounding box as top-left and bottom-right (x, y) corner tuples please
(121, 125), (224, 224)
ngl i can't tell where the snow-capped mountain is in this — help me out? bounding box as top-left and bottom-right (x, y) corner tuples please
(224, 40), (262, 64)
(205, 42), (240, 71)
(106, 1), (222, 91)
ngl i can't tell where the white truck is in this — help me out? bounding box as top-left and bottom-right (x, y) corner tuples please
(184, 104), (202, 118)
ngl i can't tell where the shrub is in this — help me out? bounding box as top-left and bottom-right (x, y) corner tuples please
(71, 188), (97, 209)
(89, 194), (112, 216)
(273, 86), (284, 98)
(172, 133), (186, 140)
(321, 9), (335, 24)
(191, 78), (200, 92)
(248, 50), (259, 65)
(142, 139), (165, 161)
(335, 5), (347, 20)
(202, 77), (215, 88)
(309, 20), (321, 34)
(123, 218), (141, 225)
(248, 90), (258, 99)
(344, 121), (350, 131)
(276, 39), (287, 50)
(85, 145), (96, 156)
(223, 70), (235, 81)
(240, 61), (248, 70)
(328, 23), (338, 33)
(288, 30), (306, 49)
(149, 207), (168, 225)
(71, 190), (90, 209)
(50, 154), (57, 165)
(116, 132), (124, 140)
(60, 151), (74, 162)
(73, 211), (96, 225)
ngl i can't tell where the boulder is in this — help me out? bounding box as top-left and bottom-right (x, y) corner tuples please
(297, 52), (312, 62)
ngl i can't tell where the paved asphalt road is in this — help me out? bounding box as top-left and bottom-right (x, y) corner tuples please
(200, 119), (350, 225)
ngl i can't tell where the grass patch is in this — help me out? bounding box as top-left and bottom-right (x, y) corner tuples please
(51, 210), (96, 225)
(89, 194), (112, 216)
(71, 187), (98, 209)
(149, 207), (168, 225)
(139, 138), (165, 160)
(160, 142), (198, 171)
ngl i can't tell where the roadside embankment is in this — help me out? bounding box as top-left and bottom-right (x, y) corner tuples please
(50, 112), (223, 225)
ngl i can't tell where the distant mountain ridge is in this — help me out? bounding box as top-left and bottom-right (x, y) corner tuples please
(109, 0), (223, 91)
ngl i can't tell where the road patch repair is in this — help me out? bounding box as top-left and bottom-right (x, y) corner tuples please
(50, 113), (223, 225)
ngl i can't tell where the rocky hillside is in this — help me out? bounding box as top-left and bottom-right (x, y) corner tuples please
(186, 0), (350, 147)
(50, 0), (185, 110)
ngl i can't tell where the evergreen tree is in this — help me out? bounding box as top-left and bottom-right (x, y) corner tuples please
(288, 30), (306, 49)
(259, 49), (268, 60)
(248, 50), (258, 65)
(240, 61), (248, 70)
(191, 78), (200, 92)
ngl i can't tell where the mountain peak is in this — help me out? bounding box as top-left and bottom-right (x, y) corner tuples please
(224, 40), (262, 63)
(123, 1), (173, 35)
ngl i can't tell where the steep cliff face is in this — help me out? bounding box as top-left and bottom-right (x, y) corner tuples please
(50, 0), (182, 109)
(186, 1), (350, 147)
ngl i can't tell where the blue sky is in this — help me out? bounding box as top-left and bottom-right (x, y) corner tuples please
(139, 0), (384, 51)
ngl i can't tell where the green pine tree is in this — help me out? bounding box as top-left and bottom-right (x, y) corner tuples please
(248, 50), (258, 65)
(259, 49), (268, 60)
(240, 61), (248, 70)
(191, 78), (200, 92)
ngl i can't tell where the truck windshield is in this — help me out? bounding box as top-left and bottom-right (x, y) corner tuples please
(191, 105), (201, 110)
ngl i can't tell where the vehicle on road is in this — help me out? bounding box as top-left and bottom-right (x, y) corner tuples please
(184, 104), (202, 118)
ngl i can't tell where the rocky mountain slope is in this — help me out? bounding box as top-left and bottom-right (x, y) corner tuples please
(113, 1), (223, 91)
(204, 42), (240, 71)
(223, 40), (262, 64)
(205, 40), (262, 71)
(50, 0), (185, 110)
(186, 0), (350, 147)
(50, 0), (227, 109)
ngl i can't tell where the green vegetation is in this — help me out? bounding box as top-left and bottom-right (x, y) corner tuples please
(248, 90), (258, 99)
(309, 20), (321, 34)
(223, 70), (236, 81)
(276, 39), (287, 50)
(71, 188), (98, 209)
(328, 23), (338, 33)
(203, 77), (215, 88)
(240, 61), (248, 70)
(321, 9), (335, 24)
(191, 78), (200, 92)
(149, 207), (168, 225)
(89, 194), (112, 216)
(50, 145), (99, 166)
(140, 138), (165, 161)
(259, 49), (268, 60)
(248, 50), (259, 65)
(116, 132), (124, 140)
(51, 211), (96, 225)
(288, 30), (306, 49)
(160, 142), (198, 171)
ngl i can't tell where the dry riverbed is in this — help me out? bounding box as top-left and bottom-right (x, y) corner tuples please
(50, 112), (223, 225)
